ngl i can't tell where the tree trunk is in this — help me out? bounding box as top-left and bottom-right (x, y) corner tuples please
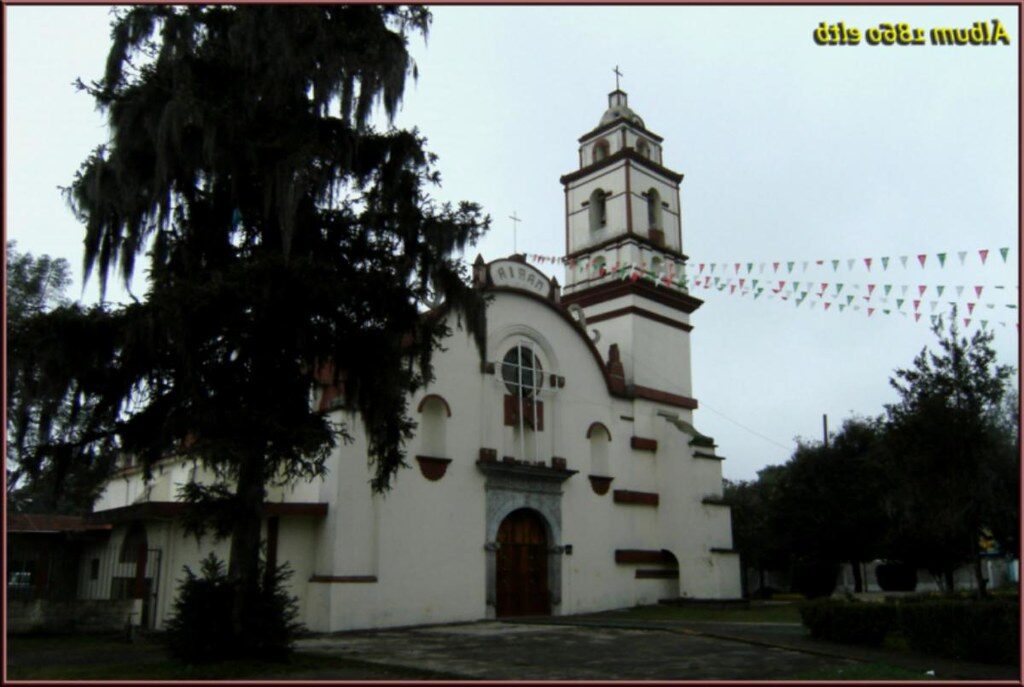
(943, 567), (955, 593)
(850, 559), (863, 593)
(228, 452), (266, 646)
(971, 530), (989, 598)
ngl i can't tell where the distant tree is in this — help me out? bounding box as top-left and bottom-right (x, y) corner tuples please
(725, 473), (790, 597)
(6, 241), (114, 513)
(883, 309), (1016, 595)
(15, 5), (488, 654)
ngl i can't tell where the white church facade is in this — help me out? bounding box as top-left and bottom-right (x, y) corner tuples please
(79, 88), (742, 632)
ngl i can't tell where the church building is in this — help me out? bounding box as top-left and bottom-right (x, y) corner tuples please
(78, 87), (742, 632)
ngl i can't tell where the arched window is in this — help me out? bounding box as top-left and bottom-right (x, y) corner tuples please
(592, 139), (610, 163)
(502, 346), (543, 399)
(589, 189), (607, 231)
(587, 423), (611, 476)
(418, 395), (450, 457)
(646, 188), (661, 229)
(636, 139), (650, 158)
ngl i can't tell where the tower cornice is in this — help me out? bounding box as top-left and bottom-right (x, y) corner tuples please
(561, 147), (683, 186)
(578, 118), (664, 145)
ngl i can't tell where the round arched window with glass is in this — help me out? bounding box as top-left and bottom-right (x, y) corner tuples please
(502, 346), (543, 399)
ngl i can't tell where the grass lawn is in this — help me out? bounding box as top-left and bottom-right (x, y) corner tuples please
(6, 632), (462, 681)
(612, 602), (803, 623)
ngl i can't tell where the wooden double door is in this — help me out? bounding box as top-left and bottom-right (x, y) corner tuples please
(495, 508), (551, 617)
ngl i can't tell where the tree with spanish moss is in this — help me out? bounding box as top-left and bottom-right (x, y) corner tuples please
(14, 5), (488, 654)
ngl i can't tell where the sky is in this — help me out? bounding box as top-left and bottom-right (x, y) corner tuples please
(6, 5), (1020, 480)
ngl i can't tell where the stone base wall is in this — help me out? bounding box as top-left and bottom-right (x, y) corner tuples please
(7, 599), (136, 634)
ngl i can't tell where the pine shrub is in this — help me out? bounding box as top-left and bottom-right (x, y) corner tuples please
(799, 599), (896, 646)
(165, 554), (302, 663)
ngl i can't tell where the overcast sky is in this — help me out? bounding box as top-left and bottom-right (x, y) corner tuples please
(6, 5), (1019, 480)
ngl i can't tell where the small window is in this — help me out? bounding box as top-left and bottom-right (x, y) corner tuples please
(589, 189), (607, 231)
(592, 139), (610, 163)
(636, 139), (650, 158)
(501, 346), (543, 399)
(646, 188), (661, 229)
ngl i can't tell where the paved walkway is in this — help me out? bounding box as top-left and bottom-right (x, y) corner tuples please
(294, 613), (1019, 681)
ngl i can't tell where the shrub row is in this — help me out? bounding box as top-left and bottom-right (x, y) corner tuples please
(798, 597), (1020, 665)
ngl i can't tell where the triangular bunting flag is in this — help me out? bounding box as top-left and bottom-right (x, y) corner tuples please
(957, 251), (967, 265)
(773, 262), (780, 272)
(739, 278), (746, 288)
(967, 303), (975, 314)
(867, 284), (876, 296)
(847, 258), (855, 271)
(981, 320), (989, 329)
(824, 302), (832, 311)
(914, 313), (921, 322)
(868, 308), (875, 317)
(864, 258), (873, 271)
(839, 304), (846, 312)
(975, 286), (983, 298)
(963, 317), (971, 327)
(900, 256), (909, 268)
(734, 263), (741, 274)
(917, 254), (927, 268)
(779, 281), (786, 289)
(710, 264), (716, 273)
(930, 301), (938, 311)
(884, 285), (892, 296)
(918, 285), (926, 296)
(956, 285), (964, 297)
(979, 249), (989, 264)
(787, 261), (795, 273)
(901, 285), (909, 295)
(835, 284), (844, 295)
(802, 261), (809, 272)
(936, 285), (945, 297)
(831, 259), (840, 271)
(999, 247), (1009, 262)
(938, 252), (947, 267)
(897, 299), (904, 309)
(881, 256), (890, 270)
(846, 295), (854, 305)
(913, 300), (921, 311)
(747, 263), (754, 273)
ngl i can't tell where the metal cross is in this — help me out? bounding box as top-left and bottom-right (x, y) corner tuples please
(509, 212), (522, 254)
(613, 65), (623, 90)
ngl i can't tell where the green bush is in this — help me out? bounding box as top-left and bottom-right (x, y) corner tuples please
(165, 554), (302, 663)
(897, 598), (1019, 665)
(799, 599), (896, 646)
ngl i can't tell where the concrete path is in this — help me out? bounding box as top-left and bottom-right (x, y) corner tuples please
(295, 614), (1019, 681)
(296, 621), (861, 680)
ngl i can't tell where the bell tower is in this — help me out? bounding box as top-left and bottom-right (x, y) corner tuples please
(561, 88), (702, 402)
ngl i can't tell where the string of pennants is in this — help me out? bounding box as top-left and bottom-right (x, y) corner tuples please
(688, 273), (1019, 330)
(542, 256), (1017, 330)
(526, 247), (1012, 272)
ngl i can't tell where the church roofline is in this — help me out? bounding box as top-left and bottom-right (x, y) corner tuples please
(561, 278), (704, 315)
(578, 117), (664, 145)
(561, 147), (683, 186)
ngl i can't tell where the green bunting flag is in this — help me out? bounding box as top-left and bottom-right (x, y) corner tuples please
(787, 261), (795, 273)
(897, 299), (904, 309)
(881, 256), (890, 270)
(832, 259), (840, 271)
(846, 295), (855, 305)
(936, 285), (945, 297)
(938, 252), (947, 267)
(839, 304), (846, 312)
(1000, 247), (1009, 262)
(884, 285), (892, 296)
(899, 256), (909, 268)
(747, 262), (754, 273)
(835, 284), (844, 295)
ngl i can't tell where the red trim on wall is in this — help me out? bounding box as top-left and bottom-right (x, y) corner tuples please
(615, 549), (673, 564)
(613, 490), (659, 506)
(415, 455), (452, 481)
(588, 475), (613, 495)
(585, 422), (612, 440)
(562, 279), (703, 315)
(636, 569), (679, 579)
(631, 385), (698, 410)
(309, 575), (378, 583)
(630, 436), (658, 452)
(585, 306), (693, 332)
(417, 393), (452, 417)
